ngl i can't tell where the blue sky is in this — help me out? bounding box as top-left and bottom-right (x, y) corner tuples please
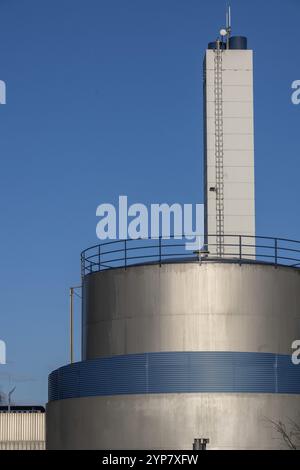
(0, 0), (299, 404)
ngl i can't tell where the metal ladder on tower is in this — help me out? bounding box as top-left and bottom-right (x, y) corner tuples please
(214, 43), (225, 257)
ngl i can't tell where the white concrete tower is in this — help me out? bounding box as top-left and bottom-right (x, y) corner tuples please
(204, 11), (255, 256)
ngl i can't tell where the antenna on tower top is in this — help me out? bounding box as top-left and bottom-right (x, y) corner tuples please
(228, 5), (231, 31)
(221, 5), (231, 49)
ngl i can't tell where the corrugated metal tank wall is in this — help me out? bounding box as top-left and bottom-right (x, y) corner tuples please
(0, 412), (45, 450)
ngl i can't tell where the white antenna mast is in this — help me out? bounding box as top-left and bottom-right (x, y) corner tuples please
(226, 5), (231, 49)
(220, 5), (232, 49)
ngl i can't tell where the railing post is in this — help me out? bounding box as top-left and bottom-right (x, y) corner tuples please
(81, 253), (84, 280)
(98, 245), (101, 271)
(159, 236), (162, 267)
(124, 240), (127, 270)
(239, 235), (242, 265)
(69, 287), (74, 364)
(275, 238), (278, 268)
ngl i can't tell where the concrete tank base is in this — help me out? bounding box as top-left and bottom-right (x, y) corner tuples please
(46, 393), (299, 450)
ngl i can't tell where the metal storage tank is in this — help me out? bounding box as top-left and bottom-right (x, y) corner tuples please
(229, 36), (248, 50)
(46, 14), (300, 449)
(46, 238), (300, 449)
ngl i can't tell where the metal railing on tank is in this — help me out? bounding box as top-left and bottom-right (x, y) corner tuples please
(81, 235), (300, 277)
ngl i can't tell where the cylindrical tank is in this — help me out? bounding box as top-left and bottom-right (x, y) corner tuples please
(207, 41), (225, 50)
(47, 261), (300, 449)
(229, 36), (248, 50)
(207, 37), (247, 50)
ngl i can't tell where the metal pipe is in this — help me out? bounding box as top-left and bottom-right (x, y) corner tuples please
(70, 287), (74, 364)
(69, 285), (82, 364)
(193, 438), (209, 450)
(8, 386), (16, 413)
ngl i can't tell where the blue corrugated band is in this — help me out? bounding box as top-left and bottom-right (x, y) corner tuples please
(48, 352), (300, 401)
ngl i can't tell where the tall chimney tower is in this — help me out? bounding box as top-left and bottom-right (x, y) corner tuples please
(203, 8), (255, 256)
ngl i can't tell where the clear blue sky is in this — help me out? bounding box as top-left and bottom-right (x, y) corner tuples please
(0, 0), (299, 404)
